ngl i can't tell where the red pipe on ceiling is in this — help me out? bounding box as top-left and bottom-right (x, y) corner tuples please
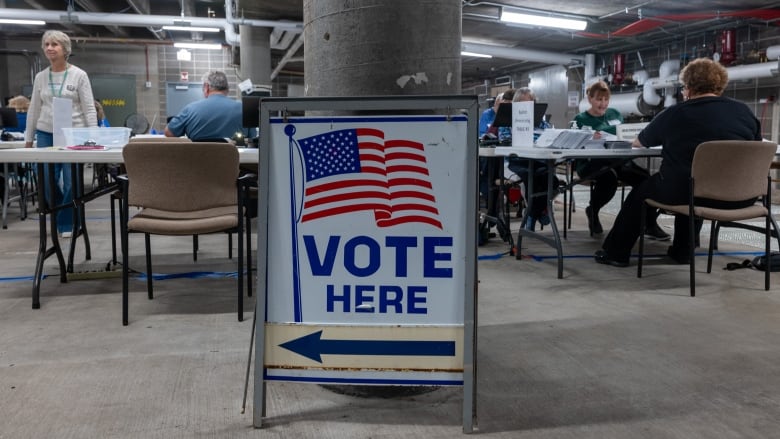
(579, 9), (780, 39)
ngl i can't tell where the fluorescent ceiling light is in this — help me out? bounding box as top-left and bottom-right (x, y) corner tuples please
(500, 9), (587, 31)
(163, 25), (221, 33)
(0, 19), (46, 25)
(461, 51), (492, 58)
(173, 42), (223, 50)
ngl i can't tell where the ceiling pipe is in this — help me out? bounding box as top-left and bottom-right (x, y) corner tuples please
(726, 60), (779, 81)
(580, 57), (780, 116)
(461, 41), (585, 66)
(224, 0), (301, 47)
(633, 70), (649, 85)
(0, 8), (303, 33)
(642, 81), (663, 106)
(584, 53), (596, 82)
(223, 0), (239, 46)
(766, 45), (780, 59)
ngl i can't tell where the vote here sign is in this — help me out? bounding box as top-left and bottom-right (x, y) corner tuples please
(263, 115), (469, 385)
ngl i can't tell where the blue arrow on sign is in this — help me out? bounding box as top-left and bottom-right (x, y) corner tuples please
(279, 330), (456, 363)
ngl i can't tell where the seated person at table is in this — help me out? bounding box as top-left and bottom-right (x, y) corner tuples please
(165, 70), (245, 142)
(478, 89), (515, 220)
(506, 87), (557, 231)
(595, 58), (762, 267)
(479, 89), (514, 141)
(572, 80), (668, 240)
(6, 95), (30, 133)
(94, 100), (110, 127)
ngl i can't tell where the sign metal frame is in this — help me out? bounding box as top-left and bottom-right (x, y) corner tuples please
(253, 96), (479, 433)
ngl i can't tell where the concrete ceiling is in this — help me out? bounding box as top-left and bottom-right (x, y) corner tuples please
(2, 0), (779, 86)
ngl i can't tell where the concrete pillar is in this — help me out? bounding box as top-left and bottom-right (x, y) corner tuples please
(239, 25), (272, 89)
(303, 0), (461, 97)
(301, 0), (461, 398)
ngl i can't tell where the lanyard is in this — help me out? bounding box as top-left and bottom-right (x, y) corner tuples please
(48, 65), (69, 97)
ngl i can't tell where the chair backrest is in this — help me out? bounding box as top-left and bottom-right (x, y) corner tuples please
(122, 142), (239, 212)
(192, 138), (231, 143)
(129, 136), (192, 143)
(692, 140), (777, 202)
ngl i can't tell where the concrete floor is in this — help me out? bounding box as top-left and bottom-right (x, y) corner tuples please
(2, 187), (780, 438)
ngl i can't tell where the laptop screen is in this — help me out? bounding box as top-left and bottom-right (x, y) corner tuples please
(493, 102), (548, 128)
(0, 107), (17, 128)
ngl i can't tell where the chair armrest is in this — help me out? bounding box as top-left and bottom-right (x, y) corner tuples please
(236, 173), (258, 218)
(116, 174), (129, 197)
(237, 172), (258, 187)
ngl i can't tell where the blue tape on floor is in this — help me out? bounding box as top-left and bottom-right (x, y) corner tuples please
(0, 275), (38, 283)
(530, 250), (765, 261)
(0, 251), (767, 282)
(137, 271), (239, 281)
(478, 253), (506, 260)
(0, 271), (238, 283)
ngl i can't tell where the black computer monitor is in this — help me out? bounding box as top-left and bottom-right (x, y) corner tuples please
(533, 103), (549, 126)
(493, 102), (549, 128)
(242, 96), (261, 128)
(0, 107), (18, 128)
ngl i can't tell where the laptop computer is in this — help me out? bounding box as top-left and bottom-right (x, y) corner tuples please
(493, 102), (549, 128)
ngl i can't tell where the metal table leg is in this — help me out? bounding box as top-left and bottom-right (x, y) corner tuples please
(32, 162), (67, 309)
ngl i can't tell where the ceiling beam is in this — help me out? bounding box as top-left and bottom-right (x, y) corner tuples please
(271, 33), (304, 80)
(126, 0), (150, 14)
(124, 0), (164, 40)
(74, 0), (130, 38)
(23, 0), (85, 36)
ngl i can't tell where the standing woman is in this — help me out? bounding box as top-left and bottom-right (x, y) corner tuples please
(25, 30), (97, 237)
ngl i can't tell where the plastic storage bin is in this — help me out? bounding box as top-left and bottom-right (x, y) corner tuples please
(61, 127), (131, 148)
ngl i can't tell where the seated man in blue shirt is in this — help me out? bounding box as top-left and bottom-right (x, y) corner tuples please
(165, 70), (245, 141)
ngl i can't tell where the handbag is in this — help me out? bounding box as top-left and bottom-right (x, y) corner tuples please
(724, 251), (780, 272)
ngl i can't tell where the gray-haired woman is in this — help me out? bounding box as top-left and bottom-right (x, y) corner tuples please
(25, 30), (97, 237)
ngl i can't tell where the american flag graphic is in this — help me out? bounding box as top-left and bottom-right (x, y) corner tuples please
(297, 127), (442, 229)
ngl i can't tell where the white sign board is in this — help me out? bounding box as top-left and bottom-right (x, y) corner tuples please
(511, 101), (534, 147)
(263, 115), (468, 385)
(616, 122), (650, 141)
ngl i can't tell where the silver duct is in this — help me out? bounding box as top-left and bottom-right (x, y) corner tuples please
(0, 7), (302, 47)
(579, 58), (780, 116)
(461, 42), (585, 66)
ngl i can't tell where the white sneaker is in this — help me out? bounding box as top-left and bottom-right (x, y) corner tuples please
(60, 231), (72, 238)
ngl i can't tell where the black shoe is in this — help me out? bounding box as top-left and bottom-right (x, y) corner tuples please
(666, 246), (691, 265)
(645, 223), (671, 241)
(585, 206), (603, 234)
(594, 249), (629, 267)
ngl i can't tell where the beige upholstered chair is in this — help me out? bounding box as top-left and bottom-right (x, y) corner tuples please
(637, 140), (777, 297)
(128, 136), (192, 143)
(114, 136), (243, 262)
(109, 136), (193, 262)
(119, 142), (248, 325)
(124, 136), (240, 262)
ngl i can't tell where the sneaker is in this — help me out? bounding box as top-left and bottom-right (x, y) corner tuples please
(523, 216), (536, 232)
(645, 223), (671, 241)
(594, 249), (629, 267)
(60, 231), (72, 238)
(585, 206), (603, 234)
(538, 209), (551, 226)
